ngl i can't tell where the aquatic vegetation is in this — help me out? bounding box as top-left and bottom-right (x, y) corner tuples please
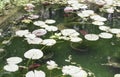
(0, 0), (120, 77)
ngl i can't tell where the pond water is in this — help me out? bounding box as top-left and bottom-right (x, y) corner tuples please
(1, 34), (120, 77)
(0, 4), (120, 77)
(53, 39), (120, 77)
(0, 24), (120, 77)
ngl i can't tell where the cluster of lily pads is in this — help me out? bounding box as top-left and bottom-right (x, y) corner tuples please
(65, 0), (120, 14)
(16, 19), (57, 45)
(0, 0), (120, 77)
(3, 55), (95, 77)
(0, 2), (96, 77)
(63, 0), (120, 41)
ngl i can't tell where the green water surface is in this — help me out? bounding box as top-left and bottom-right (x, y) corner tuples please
(0, 5), (120, 77)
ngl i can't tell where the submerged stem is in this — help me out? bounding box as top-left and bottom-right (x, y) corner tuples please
(27, 59), (31, 67)
(41, 45), (46, 50)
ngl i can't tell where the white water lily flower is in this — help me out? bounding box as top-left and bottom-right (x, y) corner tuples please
(24, 49), (43, 59)
(4, 64), (19, 72)
(92, 21), (104, 25)
(61, 29), (79, 36)
(109, 28), (120, 34)
(99, 32), (113, 39)
(16, 30), (30, 37)
(62, 65), (82, 76)
(33, 21), (46, 26)
(41, 39), (56, 46)
(72, 69), (88, 77)
(26, 37), (42, 44)
(45, 26), (58, 32)
(26, 70), (45, 77)
(46, 60), (58, 70)
(70, 37), (82, 42)
(45, 19), (56, 24)
(85, 34), (99, 41)
(99, 26), (110, 32)
(7, 57), (22, 64)
(114, 74), (120, 77)
(32, 29), (47, 36)
(25, 33), (36, 39)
